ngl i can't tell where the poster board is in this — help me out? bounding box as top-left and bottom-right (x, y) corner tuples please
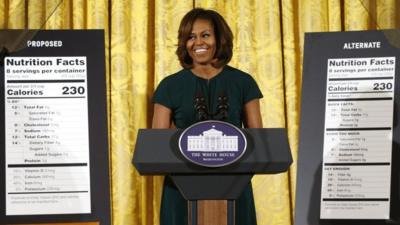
(0, 30), (110, 225)
(295, 30), (400, 225)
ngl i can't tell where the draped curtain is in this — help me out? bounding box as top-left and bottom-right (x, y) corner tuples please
(1, 0), (399, 225)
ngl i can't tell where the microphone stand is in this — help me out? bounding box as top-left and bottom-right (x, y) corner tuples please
(192, 93), (235, 225)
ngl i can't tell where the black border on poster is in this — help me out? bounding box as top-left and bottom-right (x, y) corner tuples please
(0, 30), (111, 225)
(295, 30), (400, 225)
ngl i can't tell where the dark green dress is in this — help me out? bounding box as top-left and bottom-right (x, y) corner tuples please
(153, 65), (263, 225)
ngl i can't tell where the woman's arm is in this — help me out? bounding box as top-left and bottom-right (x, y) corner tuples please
(152, 103), (172, 128)
(243, 99), (262, 128)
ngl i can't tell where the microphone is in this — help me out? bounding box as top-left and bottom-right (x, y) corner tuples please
(194, 94), (208, 121)
(215, 94), (228, 121)
(194, 91), (229, 121)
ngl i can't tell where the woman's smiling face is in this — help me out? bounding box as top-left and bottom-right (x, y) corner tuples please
(186, 19), (217, 67)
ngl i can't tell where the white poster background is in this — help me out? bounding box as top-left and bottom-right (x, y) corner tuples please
(5, 57), (91, 215)
(320, 57), (395, 219)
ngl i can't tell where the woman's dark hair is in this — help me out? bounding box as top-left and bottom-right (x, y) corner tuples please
(176, 8), (233, 69)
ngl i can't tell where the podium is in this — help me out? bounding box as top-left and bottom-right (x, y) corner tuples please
(133, 128), (292, 225)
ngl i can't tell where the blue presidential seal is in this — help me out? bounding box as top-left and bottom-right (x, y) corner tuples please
(178, 120), (247, 167)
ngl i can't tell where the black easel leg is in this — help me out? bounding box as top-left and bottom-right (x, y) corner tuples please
(227, 200), (235, 225)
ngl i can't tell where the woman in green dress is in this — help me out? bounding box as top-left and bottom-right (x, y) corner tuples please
(152, 8), (263, 225)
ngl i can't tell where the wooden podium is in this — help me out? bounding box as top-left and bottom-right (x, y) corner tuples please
(133, 128), (292, 225)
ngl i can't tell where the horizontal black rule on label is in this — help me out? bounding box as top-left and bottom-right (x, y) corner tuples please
(322, 198), (389, 201)
(328, 97), (392, 101)
(8, 163), (88, 168)
(326, 127), (391, 131)
(324, 163), (390, 166)
(8, 191), (89, 195)
(7, 79), (85, 83)
(328, 91), (392, 94)
(7, 96), (85, 99)
(329, 77), (393, 81)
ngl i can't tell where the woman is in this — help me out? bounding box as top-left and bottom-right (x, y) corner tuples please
(152, 8), (263, 225)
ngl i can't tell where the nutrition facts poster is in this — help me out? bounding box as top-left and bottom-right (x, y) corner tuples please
(4, 57), (90, 215)
(295, 30), (400, 225)
(320, 57), (395, 219)
(0, 30), (110, 225)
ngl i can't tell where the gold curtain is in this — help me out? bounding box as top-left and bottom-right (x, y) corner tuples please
(1, 0), (400, 225)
